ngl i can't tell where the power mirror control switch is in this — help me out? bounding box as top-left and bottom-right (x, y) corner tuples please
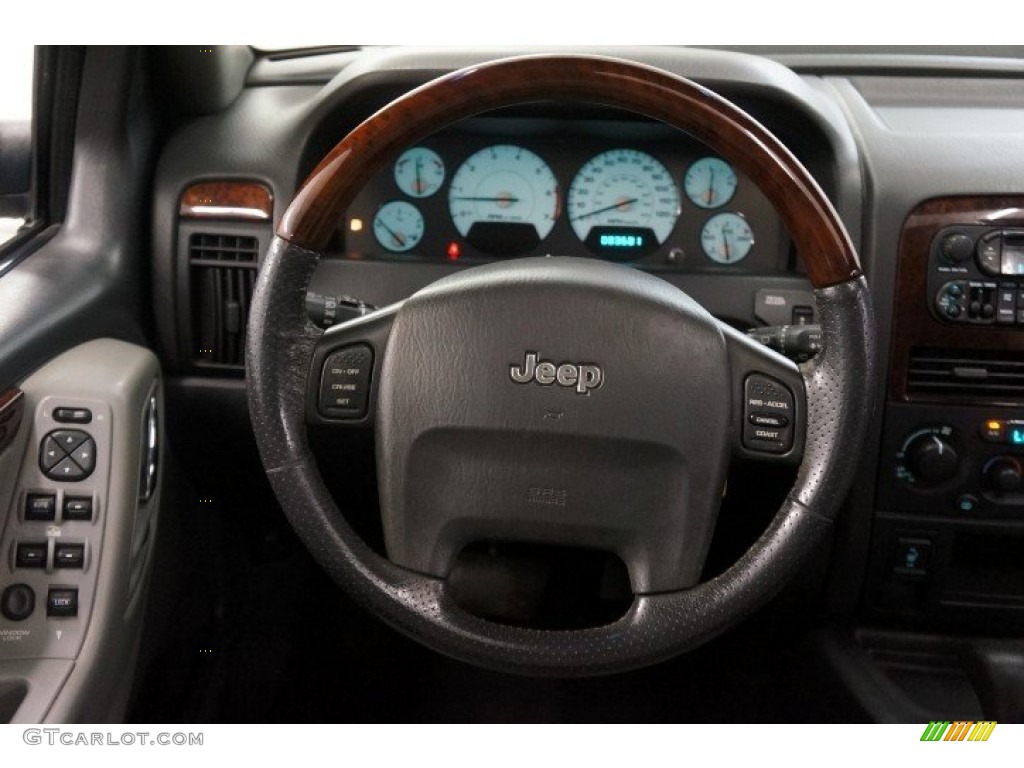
(742, 374), (795, 454)
(318, 344), (373, 419)
(39, 429), (96, 481)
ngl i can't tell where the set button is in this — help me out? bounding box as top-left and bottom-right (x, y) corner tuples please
(39, 429), (96, 481)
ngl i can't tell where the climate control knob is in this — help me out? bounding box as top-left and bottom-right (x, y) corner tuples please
(984, 456), (1023, 493)
(904, 433), (960, 485)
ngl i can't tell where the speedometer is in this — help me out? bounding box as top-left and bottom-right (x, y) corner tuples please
(448, 145), (559, 256)
(567, 149), (680, 258)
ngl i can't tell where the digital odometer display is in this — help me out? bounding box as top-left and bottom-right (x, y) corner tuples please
(567, 148), (680, 258)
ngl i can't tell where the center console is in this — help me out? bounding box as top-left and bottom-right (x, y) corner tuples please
(869, 197), (1024, 630)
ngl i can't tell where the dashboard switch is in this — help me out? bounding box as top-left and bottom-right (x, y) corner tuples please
(25, 493), (56, 521)
(892, 537), (932, 578)
(997, 284), (1016, 323)
(1, 584), (35, 621)
(46, 588), (78, 618)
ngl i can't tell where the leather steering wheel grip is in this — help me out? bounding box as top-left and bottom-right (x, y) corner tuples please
(246, 55), (876, 676)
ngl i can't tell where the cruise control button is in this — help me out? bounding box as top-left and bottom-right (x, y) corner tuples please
(319, 344), (373, 418)
(46, 588), (78, 617)
(25, 493), (56, 521)
(15, 542), (47, 568)
(742, 374), (796, 454)
(70, 438), (96, 474)
(749, 412), (789, 428)
(55, 544), (84, 569)
(50, 457), (85, 481)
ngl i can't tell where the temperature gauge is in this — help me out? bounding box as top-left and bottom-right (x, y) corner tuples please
(701, 212), (754, 265)
(373, 201), (424, 253)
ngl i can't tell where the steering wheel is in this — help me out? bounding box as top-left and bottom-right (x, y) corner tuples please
(246, 55), (875, 676)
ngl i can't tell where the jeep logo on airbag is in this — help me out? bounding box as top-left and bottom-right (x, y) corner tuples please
(509, 352), (603, 395)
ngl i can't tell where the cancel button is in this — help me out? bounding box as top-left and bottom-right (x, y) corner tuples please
(742, 374), (795, 454)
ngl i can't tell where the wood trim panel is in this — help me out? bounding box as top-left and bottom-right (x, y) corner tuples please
(277, 55), (860, 288)
(890, 196), (1024, 403)
(180, 181), (273, 221)
(0, 387), (24, 456)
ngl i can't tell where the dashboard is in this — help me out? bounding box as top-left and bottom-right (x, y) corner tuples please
(336, 115), (792, 275)
(138, 45), (1024, 722)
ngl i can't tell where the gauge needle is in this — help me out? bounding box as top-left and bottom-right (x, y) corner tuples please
(723, 233), (731, 262)
(706, 169), (715, 206)
(571, 197), (639, 222)
(451, 195), (521, 203)
(415, 157), (423, 194)
(376, 220), (406, 248)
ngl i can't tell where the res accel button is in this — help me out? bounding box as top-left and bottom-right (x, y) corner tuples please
(318, 344), (373, 419)
(742, 374), (795, 454)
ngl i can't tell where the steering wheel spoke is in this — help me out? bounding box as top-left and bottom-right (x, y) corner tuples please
(305, 303), (399, 428)
(721, 321), (807, 465)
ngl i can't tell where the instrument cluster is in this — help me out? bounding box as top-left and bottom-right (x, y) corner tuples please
(336, 116), (792, 274)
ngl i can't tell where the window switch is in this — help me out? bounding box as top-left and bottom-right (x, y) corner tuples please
(15, 542), (47, 569)
(54, 544), (84, 569)
(26, 493), (56, 521)
(63, 497), (93, 521)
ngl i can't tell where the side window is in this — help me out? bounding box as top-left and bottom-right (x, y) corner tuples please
(0, 45), (34, 247)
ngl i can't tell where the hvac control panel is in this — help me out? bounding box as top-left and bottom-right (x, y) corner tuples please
(878, 402), (1024, 518)
(929, 226), (1024, 326)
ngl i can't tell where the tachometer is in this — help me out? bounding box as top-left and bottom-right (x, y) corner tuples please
(700, 212), (754, 265)
(567, 149), (680, 258)
(373, 201), (424, 253)
(448, 145), (559, 256)
(684, 157), (737, 209)
(394, 147), (445, 198)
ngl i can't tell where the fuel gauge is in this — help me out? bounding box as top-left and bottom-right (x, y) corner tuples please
(373, 201), (424, 253)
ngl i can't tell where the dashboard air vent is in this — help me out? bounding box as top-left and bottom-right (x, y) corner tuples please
(189, 233), (258, 368)
(908, 348), (1024, 399)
